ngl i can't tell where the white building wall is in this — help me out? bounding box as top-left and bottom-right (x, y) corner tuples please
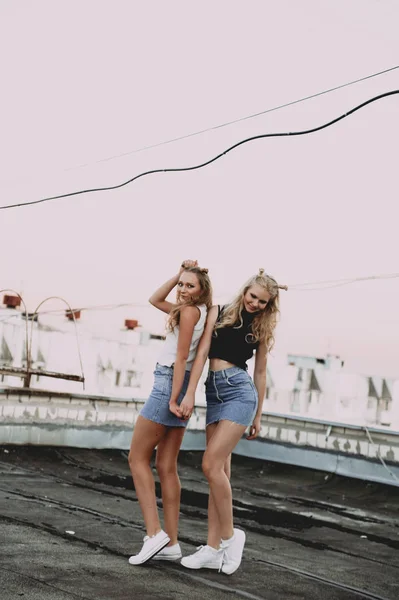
(1, 308), (399, 429)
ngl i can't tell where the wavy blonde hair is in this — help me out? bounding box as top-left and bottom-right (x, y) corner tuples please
(215, 269), (288, 351)
(167, 267), (213, 332)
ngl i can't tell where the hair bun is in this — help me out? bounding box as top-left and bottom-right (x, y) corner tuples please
(258, 268), (265, 276)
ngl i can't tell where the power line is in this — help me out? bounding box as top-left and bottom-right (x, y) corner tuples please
(0, 301), (149, 321)
(1, 89), (398, 212)
(43, 301), (149, 314)
(288, 272), (399, 291)
(1, 272), (397, 323)
(66, 64), (399, 170)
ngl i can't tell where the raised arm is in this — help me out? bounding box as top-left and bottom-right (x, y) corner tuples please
(149, 260), (198, 314)
(247, 340), (267, 440)
(175, 305), (219, 419)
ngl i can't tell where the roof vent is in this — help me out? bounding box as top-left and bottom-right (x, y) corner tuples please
(3, 294), (21, 309)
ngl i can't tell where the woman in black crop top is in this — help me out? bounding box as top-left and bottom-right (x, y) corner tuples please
(174, 269), (287, 574)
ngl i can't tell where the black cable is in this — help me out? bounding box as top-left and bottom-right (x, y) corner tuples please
(1, 90), (398, 212)
(68, 64), (399, 169)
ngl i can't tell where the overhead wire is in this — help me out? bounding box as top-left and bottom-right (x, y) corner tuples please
(1, 89), (398, 211)
(34, 301), (149, 314)
(66, 64), (399, 170)
(1, 271), (398, 323)
(288, 272), (399, 291)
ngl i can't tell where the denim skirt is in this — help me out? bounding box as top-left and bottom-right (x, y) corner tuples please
(205, 366), (258, 427)
(140, 363), (191, 428)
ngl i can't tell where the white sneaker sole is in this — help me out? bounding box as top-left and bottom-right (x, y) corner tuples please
(180, 558), (220, 570)
(153, 553), (182, 562)
(129, 537), (170, 565)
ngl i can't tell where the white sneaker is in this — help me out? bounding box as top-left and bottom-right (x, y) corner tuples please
(128, 530), (170, 565)
(181, 545), (222, 570)
(220, 528), (246, 575)
(152, 543), (182, 561)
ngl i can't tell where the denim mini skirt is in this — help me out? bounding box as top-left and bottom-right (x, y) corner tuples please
(140, 363), (191, 428)
(205, 366), (258, 427)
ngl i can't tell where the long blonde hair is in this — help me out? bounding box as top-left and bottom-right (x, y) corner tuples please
(215, 269), (288, 351)
(167, 267), (213, 332)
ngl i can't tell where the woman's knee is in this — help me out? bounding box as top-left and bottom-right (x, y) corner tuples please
(155, 455), (177, 479)
(202, 453), (221, 481)
(128, 446), (148, 475)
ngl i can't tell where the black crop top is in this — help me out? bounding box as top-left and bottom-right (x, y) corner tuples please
(208, 306), (259, 370)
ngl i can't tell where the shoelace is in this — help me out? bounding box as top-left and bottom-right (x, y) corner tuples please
(192, 544), (224, 571)
(218, 542), (230, 573)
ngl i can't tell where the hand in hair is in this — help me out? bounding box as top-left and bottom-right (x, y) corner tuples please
(179, 259), (198, 274)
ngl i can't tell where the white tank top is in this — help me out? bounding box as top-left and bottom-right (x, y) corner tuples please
(158, 305), (207, 371)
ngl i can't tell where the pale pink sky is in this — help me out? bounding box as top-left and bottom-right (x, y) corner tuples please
(1, 0), (398, 377)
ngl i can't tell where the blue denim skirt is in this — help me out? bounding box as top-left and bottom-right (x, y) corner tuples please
(205, 366), (258, 427)
(140, 363), (191, 428)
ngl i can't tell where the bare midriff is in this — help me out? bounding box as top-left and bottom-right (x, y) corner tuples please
(209, 358), (236, 372)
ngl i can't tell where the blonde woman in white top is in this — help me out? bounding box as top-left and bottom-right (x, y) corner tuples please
(128, 260), (212, 565)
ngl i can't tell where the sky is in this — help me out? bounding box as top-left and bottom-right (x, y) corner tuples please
(1, 0), (398, 378)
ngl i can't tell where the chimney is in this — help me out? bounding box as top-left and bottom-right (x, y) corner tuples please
(66, 309), (81, 321)
(3, 294), (21, 309)
(125, 319), (139, 330)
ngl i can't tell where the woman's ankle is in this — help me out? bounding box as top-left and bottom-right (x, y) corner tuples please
(221, 530), (234, 543)
(146, 526), (162, 537)
(207, 535), (221, 549)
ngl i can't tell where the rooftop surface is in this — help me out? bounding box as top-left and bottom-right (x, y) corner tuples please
(1, 445), (398, 600)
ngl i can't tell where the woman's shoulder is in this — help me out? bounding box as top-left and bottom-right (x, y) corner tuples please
(204, 304), (219, 324)
(179, 305), (203, 321)
(209, 304), (220, 315)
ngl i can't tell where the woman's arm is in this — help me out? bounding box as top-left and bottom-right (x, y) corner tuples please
(168, 305), (201, 410)
(247, 340), (267, 440)
(149, 260), (197, 314)
(174, 305), (219, 419)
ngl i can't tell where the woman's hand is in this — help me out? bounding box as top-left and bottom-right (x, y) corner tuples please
(169, 401), (182, 418)
(178, 393), (195, 421)
(179, 259), (198, 275)
(246, 416), (261, 440)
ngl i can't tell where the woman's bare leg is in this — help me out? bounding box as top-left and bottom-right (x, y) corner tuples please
(202, 420), (246, 541)
(128, 415), (166, 536)
(155, 427), (185, 545)
(206, 422), (231, 548)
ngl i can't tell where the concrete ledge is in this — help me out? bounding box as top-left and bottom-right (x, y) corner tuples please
(2, 388), (399, 487)
(2, 387), (398, 437)
(1, 423), (399, 488)
(236, 437), (399, 487)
